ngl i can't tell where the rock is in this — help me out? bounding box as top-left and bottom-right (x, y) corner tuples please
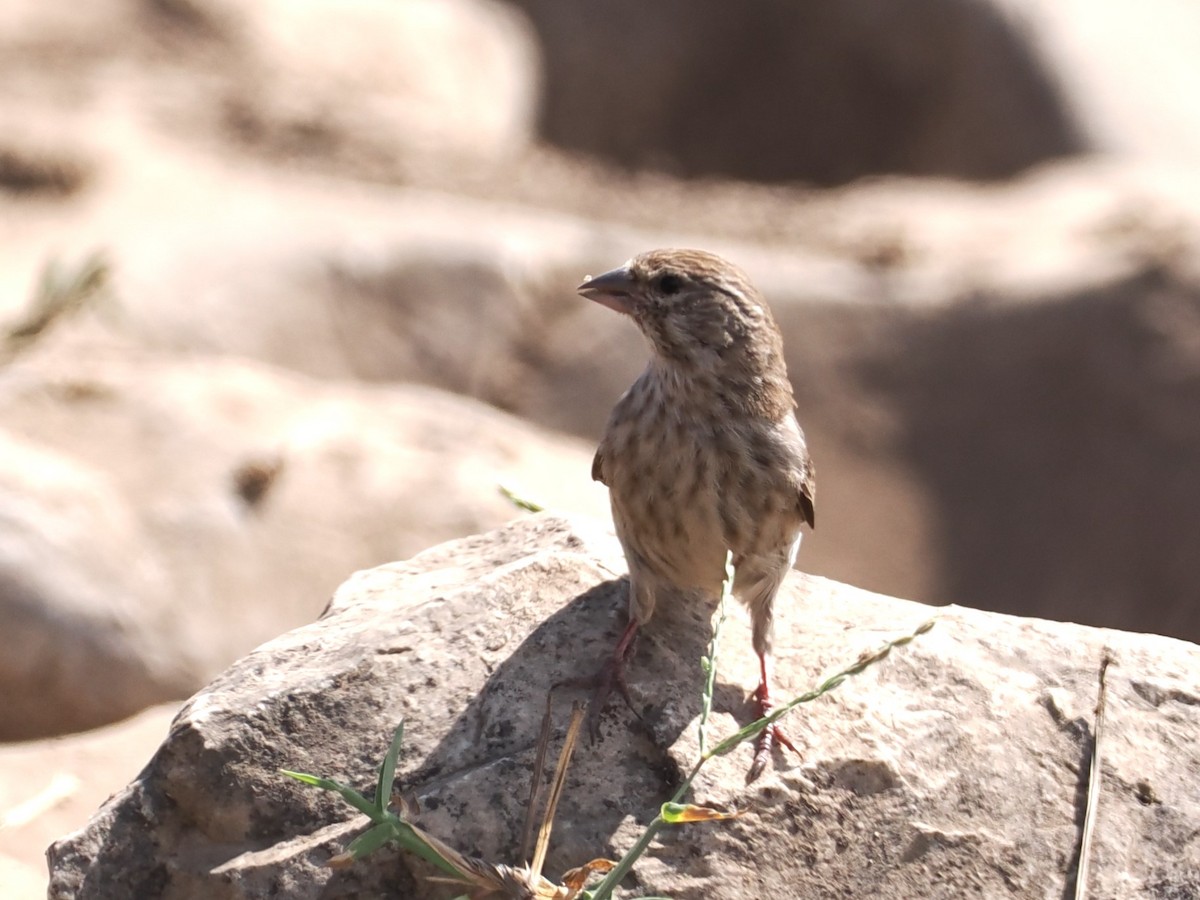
(0, 431), (193, 739)
(995, 0), (1200, 165)
(47, 514), (1200, 898)
(0, 704), (179, 899)
(210, 0), (540, 169)
(0, 0), (539, 198)
(505, 0), (1086, 184)
(506, 0), (1200, 185)
(0, 333), (606, 738)
(866, 265), (1200, 643)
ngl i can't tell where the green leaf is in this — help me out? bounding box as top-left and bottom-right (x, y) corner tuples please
(660, 802), (740, 824)
(376, 721), (405, 815)
(280, 770), (378, 818)
(279, 769), (325, 787)
(346, 822), (399, 860)
(498, 484), (545, 513)
(392, 821), (474, 879)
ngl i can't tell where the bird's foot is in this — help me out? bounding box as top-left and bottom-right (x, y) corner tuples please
(553, 622), (640, 742)
(747, 684), (800, 783)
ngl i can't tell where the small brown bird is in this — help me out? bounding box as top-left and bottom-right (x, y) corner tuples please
(579, 248), (816, 781)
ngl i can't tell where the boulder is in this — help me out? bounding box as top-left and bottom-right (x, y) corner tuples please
(0, 333), (605, 738)
(504, 0), (1200, 185)
(0, 0), (540, 176)
(0, 431), (193, 739)
(47, 514), (1200, 898)
(504, 0), (1086, 184)
(994, 0), (1200, 165)
(207, 0), (540, 170)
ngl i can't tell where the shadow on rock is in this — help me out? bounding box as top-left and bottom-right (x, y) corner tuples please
(46, 513), (757, 898)
(47, 513), (1200, 899)
(402, 571), (755, 884)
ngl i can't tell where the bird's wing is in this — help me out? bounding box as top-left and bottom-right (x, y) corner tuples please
(798, 454), (816, 528)
(591, 447), (608, 485)
(781, 415), (816, 528)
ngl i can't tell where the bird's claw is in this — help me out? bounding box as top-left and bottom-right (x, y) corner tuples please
(584, 657), (639, 742)
(554, 631), (641, 743)
(746, 686), (801, 783)
(747, 723), (800, 783)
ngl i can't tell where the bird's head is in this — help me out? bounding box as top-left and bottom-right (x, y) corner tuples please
(578, 249), (784, 377)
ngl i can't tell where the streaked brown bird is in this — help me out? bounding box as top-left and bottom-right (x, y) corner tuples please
(578, 248), (816, 782)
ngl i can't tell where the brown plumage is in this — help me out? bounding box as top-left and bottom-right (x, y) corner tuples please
(579, 248), (816, 781)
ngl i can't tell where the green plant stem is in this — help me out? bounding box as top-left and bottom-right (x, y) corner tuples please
(585, 618), (937, 900)
(698, 551), (734, 758)
(586, 755), (710, 899)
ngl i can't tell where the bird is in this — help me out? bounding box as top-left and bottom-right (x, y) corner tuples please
(577, 248), (816, 782)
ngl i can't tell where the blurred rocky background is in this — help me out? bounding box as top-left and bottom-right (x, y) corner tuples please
(3, 0), (1200, 893)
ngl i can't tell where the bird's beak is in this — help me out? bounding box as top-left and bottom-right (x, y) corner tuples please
(577, 266), (637, 315)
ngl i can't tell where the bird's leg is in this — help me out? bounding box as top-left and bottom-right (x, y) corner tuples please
(748, 650), (800, 783)
(586, 618), (640, 739)
(555, 618), (641, 742)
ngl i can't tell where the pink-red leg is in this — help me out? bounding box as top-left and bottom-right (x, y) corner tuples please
(748, 651), (800, 782)
(555, 618), (641, 741)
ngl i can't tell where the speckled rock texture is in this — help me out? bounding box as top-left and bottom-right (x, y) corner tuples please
(47, 514), (1200, 899)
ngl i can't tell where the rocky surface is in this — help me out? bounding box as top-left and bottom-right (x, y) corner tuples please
(47, 514), (1200, 899)
(0, 331), (605, 738)
(0, 428), (194, 740)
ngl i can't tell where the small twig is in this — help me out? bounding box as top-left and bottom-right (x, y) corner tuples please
(1074, 652), (1113, 900)
(519, 693), (556, 864)
(530, 703), (586, 880)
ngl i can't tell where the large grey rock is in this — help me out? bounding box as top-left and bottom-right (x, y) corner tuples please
(47, 514), (1200, 898)
(0, 334), (605, 738)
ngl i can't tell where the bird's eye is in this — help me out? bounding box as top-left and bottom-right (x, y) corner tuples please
(655, 273), (683, 295)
